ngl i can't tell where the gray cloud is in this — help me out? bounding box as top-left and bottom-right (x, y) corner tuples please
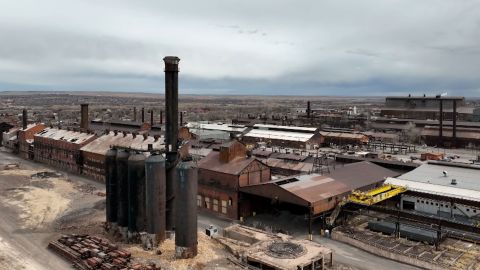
(0, 0), (479, 96)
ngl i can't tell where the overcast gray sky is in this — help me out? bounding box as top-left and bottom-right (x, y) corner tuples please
(0, 0), (479, 96)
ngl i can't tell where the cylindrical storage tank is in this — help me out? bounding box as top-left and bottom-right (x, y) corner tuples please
(128, 152), (146, 233)
(105, 148), (118, 223)
(145, 153), (166, 241)
(116, 150), (130, 227)
(175, 161), (198, 259)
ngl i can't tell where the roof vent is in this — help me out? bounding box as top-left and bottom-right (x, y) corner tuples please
(154, 135), (159, 142)
(451, 179), (457, 185)
(143, 133), (148, 140)
(114, 130), (118, 136)
(443, 171), (448, 177)
(132, 133), (137, 139)
(122, 131), (127, 137)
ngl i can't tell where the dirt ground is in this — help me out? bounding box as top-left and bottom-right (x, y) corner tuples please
(0, 150), (240, 270)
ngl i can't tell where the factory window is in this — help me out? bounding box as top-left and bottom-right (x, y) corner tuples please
(436, 203), (439, 206)
(205, 197), (211, 209)
(453, 206), (457, 209)
(197, 195), (202, 207)
(440, 204), (444, 207)
(430, 202), (434, 205)
(416, 199), (419, 203)
(474, 210), (477, 213)
(221, 200), (227, 214)
(467, 208), (470, 212)
(213, 199), (219, 212)
(421, 200), (424, 204)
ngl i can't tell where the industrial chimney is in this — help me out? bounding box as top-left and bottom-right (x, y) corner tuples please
(133, 107), (137, 122)
(22, 109), (27, 130)
(160, 110), (163, 125)
(80, 104), (89, 131)
(150, 109), (154, 127)
(141, 107), (145, 123)
(164, 56), (180, 231)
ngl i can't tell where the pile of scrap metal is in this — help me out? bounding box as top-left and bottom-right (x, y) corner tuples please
(48, 234), (160, 270)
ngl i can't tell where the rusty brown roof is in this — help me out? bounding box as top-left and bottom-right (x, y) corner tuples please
(240, 161), (399, 206)
(198, 151), (261, 175)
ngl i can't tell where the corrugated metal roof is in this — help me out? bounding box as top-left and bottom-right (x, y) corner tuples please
(385, 177), (480, 202)
(263, 158), (313, 173)
(197, 151), (261, 175)
(241, 161), (399, 205)
(394, 163), (480, 192)
(320, 131), (368, 140)
(80, 132), (164, 155)
(35, 128), (95, 145)
(243, 129), (316, 142)
(187, 122), (247, 133)
(253, 124), (317, 132)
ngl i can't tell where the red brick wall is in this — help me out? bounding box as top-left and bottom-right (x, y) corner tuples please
(34, 133), (96, 174)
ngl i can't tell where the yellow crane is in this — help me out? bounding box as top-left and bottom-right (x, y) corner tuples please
(326, 184), (407, 226)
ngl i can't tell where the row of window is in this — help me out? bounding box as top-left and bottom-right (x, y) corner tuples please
(197, 195), (230, 214)
(416, 199), (478, 213)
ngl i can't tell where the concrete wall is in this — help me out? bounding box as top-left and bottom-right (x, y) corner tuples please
(332, 231), (448, 270)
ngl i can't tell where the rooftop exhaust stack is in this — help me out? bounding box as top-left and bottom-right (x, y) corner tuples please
(141, 108), (145, 123)
(134, 107), (137, 122)
(22, 109), (27, 130)
(164, 56), (180, 231)
(80, 104), (89, 131)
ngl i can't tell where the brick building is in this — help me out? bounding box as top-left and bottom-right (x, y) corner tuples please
(34, 128), (97, 173)
(197, 141), (271, 220)
(18, 123), (46, 159)
(80, 131), (164, 182)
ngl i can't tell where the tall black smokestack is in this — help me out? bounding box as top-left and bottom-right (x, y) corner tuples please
(22, 109), (27, 130)
(150, 109), (154, 126)
(453, 99), (457, 146)
(307, 101), (311, 119)
(439, 99), (443, 146)
(80, 104), (89, 131)
(134, 107), (137, 122)
(164, 56), (180, 231)
(141, 107), (145, 123)
(160, 110), (163, 125)
(180, 111), (183, 127)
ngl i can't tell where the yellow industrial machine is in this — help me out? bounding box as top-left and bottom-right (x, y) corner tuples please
(326, 184), (407, 226)
(348, 185), (407, 206)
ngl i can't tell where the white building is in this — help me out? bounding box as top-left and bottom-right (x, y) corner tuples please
(386, 162), (480, 222)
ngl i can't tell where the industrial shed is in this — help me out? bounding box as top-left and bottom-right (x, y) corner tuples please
(80, 131), (164, 182)
(319, 131), (369, 146)
(385, 162), (480, 221)
(242, 124), (322, 149)
(421, 126), (480, 147)
(240, 161), (399, 217)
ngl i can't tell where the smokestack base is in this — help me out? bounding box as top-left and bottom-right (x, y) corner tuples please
(175, 245), (197, 259)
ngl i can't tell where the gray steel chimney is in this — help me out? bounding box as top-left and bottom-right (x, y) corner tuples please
(80, 104), (89, 131)
(22, 109), (27, 130)
(164, 56), (179, 231)
(160, 110), (163, 125)
(134, 107), (137, 122)
(141, 107), (145, 123)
